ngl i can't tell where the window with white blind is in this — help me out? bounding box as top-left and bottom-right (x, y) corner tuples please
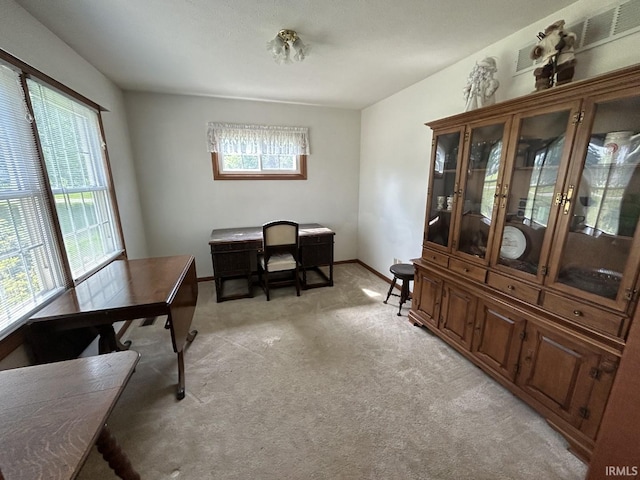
(0, 55), (123, 338)
(27, 80), (121, 279)
(207, 123), (310, 180)
(0, 63), (65, 335)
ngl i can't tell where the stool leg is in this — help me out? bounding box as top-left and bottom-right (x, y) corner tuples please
(384, 277), (397, 304)
(397, 279), (410, 316)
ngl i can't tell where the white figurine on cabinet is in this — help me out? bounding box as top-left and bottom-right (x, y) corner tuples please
(463, 57), (500, 112)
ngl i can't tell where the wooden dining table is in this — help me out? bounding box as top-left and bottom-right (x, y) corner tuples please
(27, 255), (199, 400)
(0, 351), (141, 480)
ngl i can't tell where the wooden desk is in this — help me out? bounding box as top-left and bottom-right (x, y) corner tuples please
(27, 255), (198, 400)
(0, 351), (140, 480)
(209, 223), (335, 302)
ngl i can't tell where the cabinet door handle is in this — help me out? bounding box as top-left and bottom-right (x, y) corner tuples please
(600, 361), (617, 374)
(573, 309), (583, 317)
(563, 185), (575, 215)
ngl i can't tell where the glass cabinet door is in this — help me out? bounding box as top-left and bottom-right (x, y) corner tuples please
(548, 93), (640, 310)
(491, 105), (578, 281)
(425, 129), (462, 250)
(454, 121), (509, 261)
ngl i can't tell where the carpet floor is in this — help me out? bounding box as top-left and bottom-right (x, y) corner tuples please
(78, 263), (587, 480)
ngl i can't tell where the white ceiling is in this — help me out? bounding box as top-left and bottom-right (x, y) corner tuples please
(15, 0), (579, 109)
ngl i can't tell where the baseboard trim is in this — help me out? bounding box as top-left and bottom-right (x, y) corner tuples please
(334, 259), (358, 265)
(357, 259), (393, 285)
(356, 260), (413, 296)
(197, 261), (359, 283)
(197, 259), (407, 290)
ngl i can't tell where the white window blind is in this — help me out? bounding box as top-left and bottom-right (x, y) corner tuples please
(0, 63), (66, 336)
(207, 123), (310, 155)
(27, 79), (122, 280)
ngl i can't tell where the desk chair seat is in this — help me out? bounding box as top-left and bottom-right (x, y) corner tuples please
(259, 220), (301, 301)
(383, 263), (414, 316)
(260, 253), (297, 271)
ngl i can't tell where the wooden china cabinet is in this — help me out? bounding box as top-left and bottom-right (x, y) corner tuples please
(410, 63), (640, 461)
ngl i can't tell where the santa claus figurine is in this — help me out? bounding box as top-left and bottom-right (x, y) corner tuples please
(463, 56), (500, 112)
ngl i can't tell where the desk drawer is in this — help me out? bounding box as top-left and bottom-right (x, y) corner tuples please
(542, 292), (627, 337)
(422, 248), (449, 268)
(449, 258), (486, 283)
(487, 272), (540, 304)
(210, 240), (260, 253)
(300, 234), (333, 246)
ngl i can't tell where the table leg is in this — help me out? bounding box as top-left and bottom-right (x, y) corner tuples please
(177, 350), (186, 400)
(98, 325), (132, 354)
(96, 425), (140, 480)
(175, 329), (197, 400)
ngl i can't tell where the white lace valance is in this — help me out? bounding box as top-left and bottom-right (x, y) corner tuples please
(207, 123), (310, 155)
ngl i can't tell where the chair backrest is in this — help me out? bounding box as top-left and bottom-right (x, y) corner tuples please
(263, 220), (299, 248)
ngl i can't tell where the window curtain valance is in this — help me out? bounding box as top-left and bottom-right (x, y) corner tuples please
(207, 123), (310, 155)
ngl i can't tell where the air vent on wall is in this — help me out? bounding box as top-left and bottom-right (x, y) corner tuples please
(514, 0), (640, 74)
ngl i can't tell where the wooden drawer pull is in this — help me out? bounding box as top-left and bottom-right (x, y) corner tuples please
(573, 310), (583, 317)
(507, 285), (515, 291)
(463, 268), (469, 273)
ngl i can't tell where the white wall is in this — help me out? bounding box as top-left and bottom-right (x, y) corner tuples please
(123, 92), (361, 277)
(0, 0), (148, 259)
(358, 0), (640, 278)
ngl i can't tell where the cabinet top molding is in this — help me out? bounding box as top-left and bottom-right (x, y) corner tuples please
(427, 62), (640, 130)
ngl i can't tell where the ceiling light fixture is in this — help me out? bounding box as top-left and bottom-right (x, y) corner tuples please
(267, 29), (308, 64)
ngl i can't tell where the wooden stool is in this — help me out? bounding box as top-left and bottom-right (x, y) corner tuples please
(383, 263), (414, 316)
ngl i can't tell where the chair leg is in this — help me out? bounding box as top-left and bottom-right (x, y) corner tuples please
(384, 277), (397, 304)
(295, 267), (301, 296)
(265, 270), (270, 301)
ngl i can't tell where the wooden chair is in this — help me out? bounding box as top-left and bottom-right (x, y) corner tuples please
(259, 220), (301, 301)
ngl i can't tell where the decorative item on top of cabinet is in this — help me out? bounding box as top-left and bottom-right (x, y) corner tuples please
(463, 56), (500, 112)
(531, 19), (577, 91)
(411, 63), (640, 461)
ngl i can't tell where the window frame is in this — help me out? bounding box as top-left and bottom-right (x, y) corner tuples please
(211, 152), (307, 180)
(0, 48), (126, 339)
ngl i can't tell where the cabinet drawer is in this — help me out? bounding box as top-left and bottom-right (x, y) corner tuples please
(449, 258), (486, 283)
(422, 248), (449, 268)
(487, 272), (540, 304)
(542, 292), (627, 337)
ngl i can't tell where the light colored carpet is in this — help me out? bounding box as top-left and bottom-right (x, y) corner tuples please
(78, 263), (587, 480)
